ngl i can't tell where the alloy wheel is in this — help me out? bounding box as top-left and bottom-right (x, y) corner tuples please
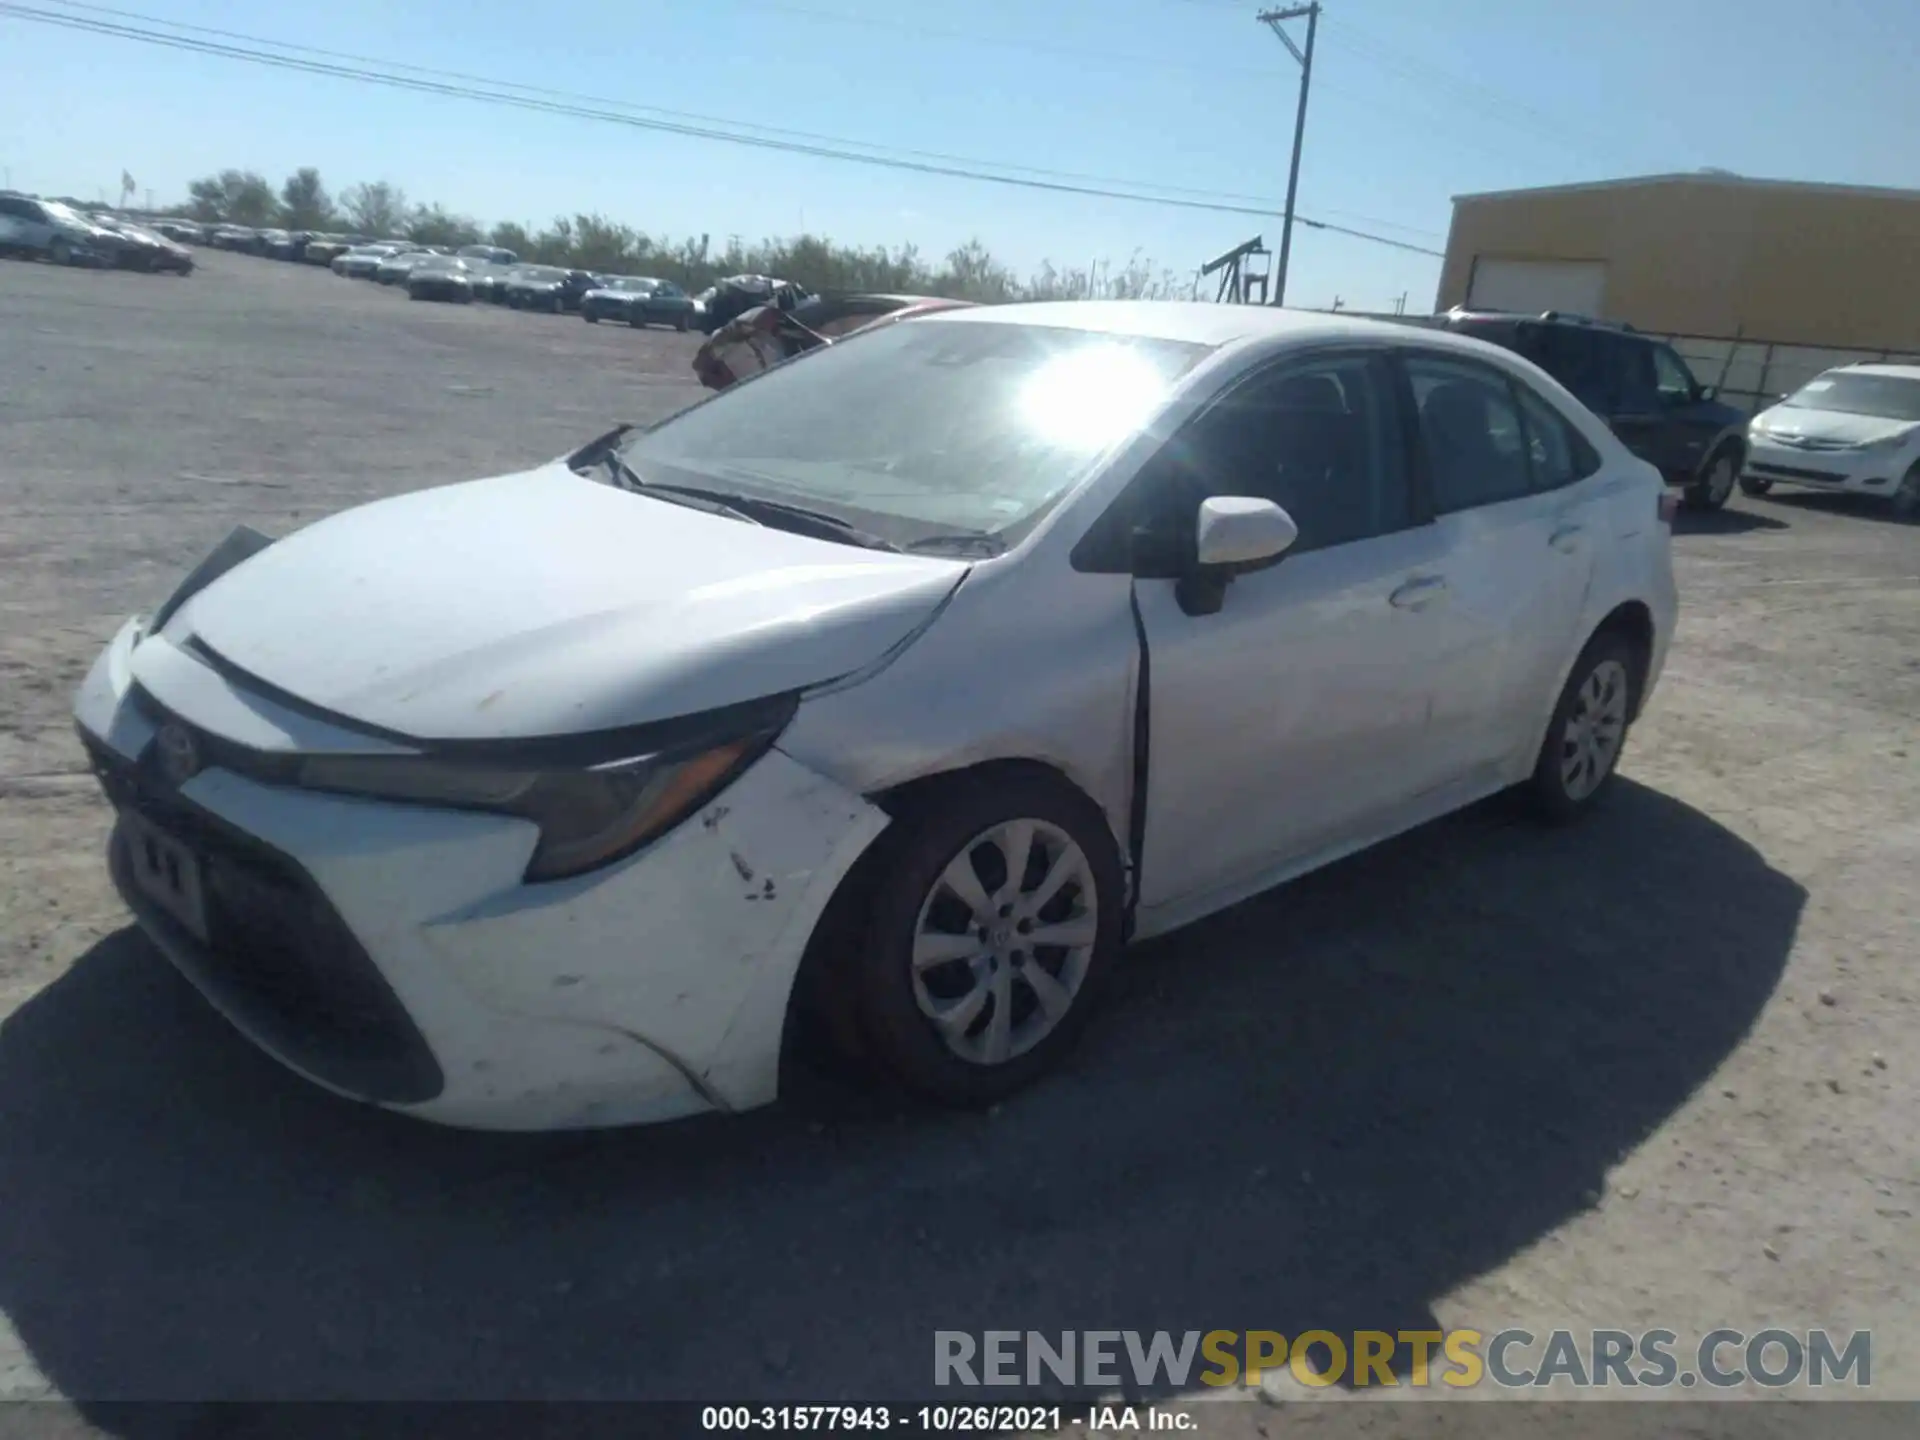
(909, 818), (1098, 1066)
(1560, 659), (1629, 801)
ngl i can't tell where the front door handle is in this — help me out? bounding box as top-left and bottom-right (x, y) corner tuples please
(1389, 576), (1448, 610)
(1550, 523), (1586, 552)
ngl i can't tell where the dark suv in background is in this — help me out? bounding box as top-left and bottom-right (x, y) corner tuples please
(1427, 309), (1750, 511)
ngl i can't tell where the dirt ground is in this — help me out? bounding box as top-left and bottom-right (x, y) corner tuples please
(0, 252), (1914, 1432)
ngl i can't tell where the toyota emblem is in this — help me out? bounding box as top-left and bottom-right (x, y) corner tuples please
(155, 723), (200, 787)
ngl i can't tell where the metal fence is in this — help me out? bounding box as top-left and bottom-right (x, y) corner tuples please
(1655, 333), (1920, 415)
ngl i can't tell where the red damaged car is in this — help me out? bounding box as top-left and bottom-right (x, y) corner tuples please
(692, 291), (975, 391)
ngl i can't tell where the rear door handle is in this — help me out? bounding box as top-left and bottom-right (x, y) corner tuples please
(1550, 523), (1586, 552)
(1389, 576), (1448, 610)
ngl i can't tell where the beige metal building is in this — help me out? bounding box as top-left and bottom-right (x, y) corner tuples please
(1434, 172), (1920, 411)
(1437, 172), (1920, 350)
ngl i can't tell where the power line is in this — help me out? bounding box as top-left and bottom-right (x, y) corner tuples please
(34, 0), (1293, 207)
(0, 0), (1445, 256)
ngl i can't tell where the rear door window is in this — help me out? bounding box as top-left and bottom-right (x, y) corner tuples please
(1403, 354), (1535, 513)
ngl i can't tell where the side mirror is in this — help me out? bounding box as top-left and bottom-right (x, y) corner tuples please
(1177, 497), (1299, 616)
(1695, 384), (1718, 403)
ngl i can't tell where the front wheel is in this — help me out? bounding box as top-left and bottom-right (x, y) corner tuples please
(1892, 463), (1920, 519)
(1739, 474), (1774, 497)
(582, 308), (599, 323)
(851, 771), (1124, 1107)
(674, 311), (690, 332)
(1525, 632), (1638, 823)
(47, 236), (71, 265)
(1685, 448), (1740, 511)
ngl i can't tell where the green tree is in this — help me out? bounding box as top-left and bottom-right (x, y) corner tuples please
(339, 181), (408, 237)
(184, 169), (275, 225)
(278, 168), (335, 230)
(406, 204), (483, 248)
(487, 221), (534, 257)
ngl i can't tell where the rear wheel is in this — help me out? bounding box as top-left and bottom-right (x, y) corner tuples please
(1685, 447), (1740, 511)
(1525, 631), (1639, 823)
(48, 236), (71, 265)
(1739, 474), (1773, 497)
(851, 771), (1124, 1107)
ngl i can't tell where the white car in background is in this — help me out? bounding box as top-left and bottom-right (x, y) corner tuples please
(74, 303), (1678, 1131)
(1742, 363), (1920, 515)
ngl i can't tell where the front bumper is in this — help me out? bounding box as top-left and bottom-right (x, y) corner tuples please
(74, 619), (890, 1130)
(1743, 437), (1904, 497)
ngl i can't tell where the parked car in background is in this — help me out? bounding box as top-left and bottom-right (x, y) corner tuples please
(0, 192), (123, 265)
(333, 243), (402, 278)
(1424, 308), (1749, 511)
(503, 265), (602, 311)
(693, 292), (972, 391)
(375, 251), (435, 286)
(209, 225), (260, 252)
(578, 276), (693, 329)
(71, 302), (1677, 1130)
(148, 219), (206, 245)
(456, 243), (518, 267)
(1742, 364), (1920, 515)
(301, 235), (352, 265)
(406, 254), (482, 304)
(471, 264), (512, 304)
(696, 273), (808, 333)
(87, 215), (195, 274)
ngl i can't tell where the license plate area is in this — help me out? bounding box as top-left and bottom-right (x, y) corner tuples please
(123, 810), (210, 943)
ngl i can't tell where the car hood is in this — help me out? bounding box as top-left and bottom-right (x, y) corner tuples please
(1755, 407), (1920, 447)
(170, 462), (967, 742)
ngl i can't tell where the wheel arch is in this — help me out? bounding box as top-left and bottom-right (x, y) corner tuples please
(779, 756), (1122, 1079)
(1589, 599), (1656, 721)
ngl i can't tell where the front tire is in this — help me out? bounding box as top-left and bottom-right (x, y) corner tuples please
(852, 771), (1124, 1107)
(1739, 474), (1773, 497)
(48, 236), (71, 265)
(1525, 632), (1638, 823)
(1892, 462), (1920, 519)
(1685, 447), (1740, 511)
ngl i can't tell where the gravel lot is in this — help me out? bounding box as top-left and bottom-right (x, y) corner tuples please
(0, 252), (1915, 1430)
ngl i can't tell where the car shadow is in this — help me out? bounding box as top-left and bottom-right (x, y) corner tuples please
(1673, 503), (1790, 535)
(0, 779), (1801, 1425)
(1763, 491), (1914, 527)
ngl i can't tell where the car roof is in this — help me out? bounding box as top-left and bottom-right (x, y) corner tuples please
(1825, 362), (1920, 381)
(923, 300), (1521, 358)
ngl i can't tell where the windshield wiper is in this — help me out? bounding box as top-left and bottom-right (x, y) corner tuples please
(902, 531), (1005, 557)
(632, 482), (903, 552)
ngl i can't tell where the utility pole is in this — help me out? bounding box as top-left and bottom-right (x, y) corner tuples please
(1256, 2), (1320, 308)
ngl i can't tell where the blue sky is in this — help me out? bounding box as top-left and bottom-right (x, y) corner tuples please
(3, 0), (1916, 308)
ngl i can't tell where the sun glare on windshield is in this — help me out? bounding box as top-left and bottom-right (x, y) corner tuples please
(1016, 343), (1172, 451)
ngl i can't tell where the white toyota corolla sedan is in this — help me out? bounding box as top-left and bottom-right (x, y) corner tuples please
(75, 302), (1678, 1130)
(1741, 363), (1920, 515)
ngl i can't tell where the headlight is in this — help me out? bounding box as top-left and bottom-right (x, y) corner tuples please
(1856, 431), (1914, 453)
(295, 729), (777, 883)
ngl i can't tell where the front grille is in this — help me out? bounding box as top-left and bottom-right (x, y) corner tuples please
(86, 730), (444, 1106)
(1748, 461), (1848, 483)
